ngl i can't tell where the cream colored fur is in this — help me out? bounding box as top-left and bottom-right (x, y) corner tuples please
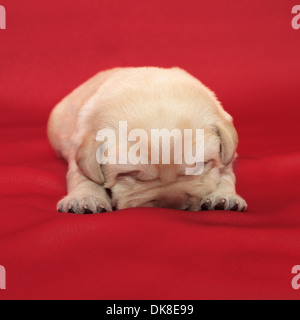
(48, 67), (247, 213)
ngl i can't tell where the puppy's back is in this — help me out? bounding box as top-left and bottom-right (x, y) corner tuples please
(47, 68), (121, 159)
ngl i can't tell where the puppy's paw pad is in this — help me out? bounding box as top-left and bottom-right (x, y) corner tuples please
(201, 199), (212, 211)
(214, 199), (226, 210)
(57, 195), (111, 214)
(200, 194), (247, 212)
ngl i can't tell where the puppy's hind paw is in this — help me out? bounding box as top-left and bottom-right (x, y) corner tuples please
(200, 193), (247, 212)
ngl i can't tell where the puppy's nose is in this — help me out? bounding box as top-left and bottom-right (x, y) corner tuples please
(158, 195), (186, 210)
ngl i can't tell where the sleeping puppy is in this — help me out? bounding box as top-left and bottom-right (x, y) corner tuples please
(48, 67), (247, 213)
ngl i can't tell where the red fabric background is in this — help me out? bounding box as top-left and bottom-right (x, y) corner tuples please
(0, 0), (300, 300)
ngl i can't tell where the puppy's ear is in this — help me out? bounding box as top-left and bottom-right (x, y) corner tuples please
(76, 136), (105, 185)
(215, 121), (238, 166)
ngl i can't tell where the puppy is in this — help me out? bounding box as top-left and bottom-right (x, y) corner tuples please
(48, 67), (247, 213)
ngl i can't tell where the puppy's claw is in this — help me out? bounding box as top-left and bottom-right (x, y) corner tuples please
(201, 200), (211, 211)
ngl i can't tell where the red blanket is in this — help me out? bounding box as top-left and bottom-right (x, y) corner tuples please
(0, 0), (300, 300)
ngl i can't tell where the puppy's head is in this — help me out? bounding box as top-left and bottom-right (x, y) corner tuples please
(95, 120), (238, 211)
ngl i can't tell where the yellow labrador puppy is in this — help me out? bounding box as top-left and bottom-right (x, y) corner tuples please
(48, 67), (247, 213)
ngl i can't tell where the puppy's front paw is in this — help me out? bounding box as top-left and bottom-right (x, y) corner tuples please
(57, 193), (112, 214)
(200, 193), (247, 212)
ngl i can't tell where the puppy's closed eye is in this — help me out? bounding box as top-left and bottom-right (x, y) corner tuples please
(204, 160), (215, 169)
(117, 170), (159, 183)
(117, 171), (140, 180)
